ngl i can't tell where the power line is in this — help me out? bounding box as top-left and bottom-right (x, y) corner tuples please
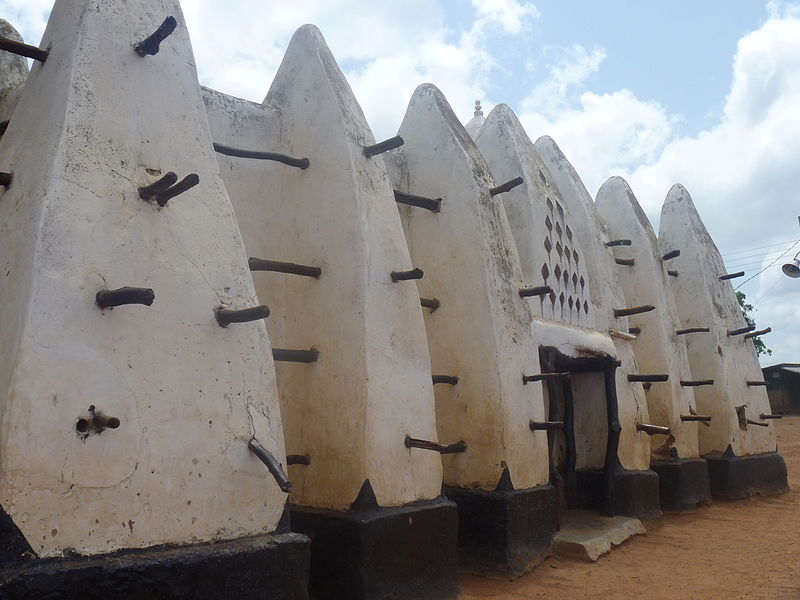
(722, 239), (798, 257)
(735, 239), (800, 290)
(725, 248), (796, 265)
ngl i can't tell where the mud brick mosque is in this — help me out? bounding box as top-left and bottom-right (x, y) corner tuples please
(0, 2), (788, 598)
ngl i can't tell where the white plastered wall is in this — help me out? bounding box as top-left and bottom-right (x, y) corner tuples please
(204, 25), (442, 510)
(596, 177), (701, 460)
(534, 137), (651, 471)
(475, 105), (614, 472)
(0, 0), (287, 558)
(387, 84), (549, 491)
(658, 184), (776, 456)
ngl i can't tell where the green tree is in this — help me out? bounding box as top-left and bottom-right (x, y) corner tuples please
(736, 291), (772, 356)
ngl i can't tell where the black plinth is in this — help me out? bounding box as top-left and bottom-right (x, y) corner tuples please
(704, 451), (788, 499)
(289, 496), (459, 600)
(444, 483), (557, 577)
(575, 469), (661, 520)
(0, 531), (310, 600)
(650, 458), (712, 512)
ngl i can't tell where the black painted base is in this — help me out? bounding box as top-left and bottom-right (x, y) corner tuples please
(575, 469), (661, 521)
(444, 483), (558, 577)
(704, 451), (789, 500)
(651, 458), (712, 512)
(0, 532), (310, 600)
(290, 497), (459, 600)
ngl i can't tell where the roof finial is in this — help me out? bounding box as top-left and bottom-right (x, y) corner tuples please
(474, 99), (483, 117)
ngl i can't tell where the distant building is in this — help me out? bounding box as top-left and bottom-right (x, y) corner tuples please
(762, 364), (800, 414)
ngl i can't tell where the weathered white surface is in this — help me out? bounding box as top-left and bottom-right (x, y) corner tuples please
(388, 84), (549, 491)
(475, 105), (616, 472)
(534, 136), (651, 471)
(596, 177), (701, 460)
(0, 0), (287, 558)
(0, 20), (29, 122)
(476, 105), (597, 329)
(205, 25), (442, 509)
(659, 184), (776, 456)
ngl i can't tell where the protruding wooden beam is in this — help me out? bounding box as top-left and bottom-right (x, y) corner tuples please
(747, 419), (769, 428)
(154, 174), (199, 206)
(519, 285), (552, 298)
(404, 436), (466, 454)
(680, 414), (712, 422)
(605, 239), (632, 247)
(432, 375), (458, 385)
(248, 439), (292, 493)
(522, 372), (570, 384)
(0, 35), (48, 62)
(636, 423), (671, 436)
(489, 176), (524, 196)
(627, 374), (669, 383)
(215, 305), (270, 327)
(0, 172), (12, 188)
(744, 327), (771, 340)
(720, 271), (745, 280)
(662, 249), (681, 261)
(134, 16), (178, 56)
(286, 454), (311, 466)
(727, 325), (756, 337)
(676, 327), (710, 335)
(609, 329), (637, 341)
(746, 380), (768, 387)
(614, 305), (655, 318)
(139, 172), (178, 199)
(391, 268), (424, 282)
(680, 380), (715, 387)
(272, 348), (319, 363)
(667, 269), (679, 277)
(363, 136), (404, 158)
(213, 143), (309, 169)
(249, 258), (321, 278)
(615, 258), (635, 266)
(420, 297), (440, 311)
(394, 190), (441, 212)
(529, 421), (565, 431)
(760, 413), (783, 420)
(628, 327), (642, 335)
(96, 287), (154, 309)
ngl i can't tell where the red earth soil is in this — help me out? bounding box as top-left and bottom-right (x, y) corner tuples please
(460, 416), (800, 600)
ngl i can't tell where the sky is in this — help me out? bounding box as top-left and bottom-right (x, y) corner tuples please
(2, 0), (800, 366)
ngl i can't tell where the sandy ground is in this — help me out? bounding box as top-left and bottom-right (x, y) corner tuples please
(460, 416), (800, 600)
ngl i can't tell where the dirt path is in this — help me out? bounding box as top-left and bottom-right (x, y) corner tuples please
(460, 416), (800, 600)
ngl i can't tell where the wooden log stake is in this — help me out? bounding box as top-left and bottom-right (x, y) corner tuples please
(680, 380), (715, 387)
(134, 16), (178, 56)
(404, 435), (466, 454)
(96, 287), (155, 309)
(363, 136), (404, 158)
(489, 176), (524, 197)
(215, 305), (270, 327)
(627, 374), (669, 382)
(529, 421), (565, 431)
(394, 190), (441, 212)
(720, 271), (745, 280)
(272, 348), (319, 363)
(676, 327), (710, 335)
(636, 423), (671, 436)
(213, 143), (309, 169)
(249, 258), (321, 278)
(605, 239), (632, 247)
(432, 375), (458, 385)
(519, 285), (552, 298)
(614, 305), (655, 318)
(248, 439), (292, 492)
(0, 35), (48, 62)
(391, 268), (424, 282)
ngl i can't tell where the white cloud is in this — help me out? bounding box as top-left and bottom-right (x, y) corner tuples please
(471, 0), (539, 34)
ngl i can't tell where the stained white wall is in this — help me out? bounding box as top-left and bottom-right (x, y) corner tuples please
(596, 177), (701, 460)
(659, 184), (776, 456)
(0, 0), (287, 558)
(534, 137), (651, 471)
(205, 25), (443, 510)
(388, 84), (549, 491)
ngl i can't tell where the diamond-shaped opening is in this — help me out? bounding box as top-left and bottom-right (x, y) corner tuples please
(541, 263), (549, 282)
(539, 169), (548, 185)
(564, 246), (571, 263)
(568, 296), (574, 310)
(559, 292), (565, 307)
(545, 215), (552, 231)
(573, 250), (579, 263)
(572, 273), (578, 288)
(549, 291), (557, 305)
(544, 237), (552, 253)
(563, 270), (569, 285)
(554, 264), (561, 280)
(566, 226), (573, 240)
(555, 222), (563, 238)
(557, 203), (564, 218)
(583, 300), (589, 313)
(546, 196), (554, 212)
(580, 275), (585, 289)
(556, 241), (563, 257)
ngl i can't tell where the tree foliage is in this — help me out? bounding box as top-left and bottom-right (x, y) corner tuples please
(736, 291), (772, 356)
